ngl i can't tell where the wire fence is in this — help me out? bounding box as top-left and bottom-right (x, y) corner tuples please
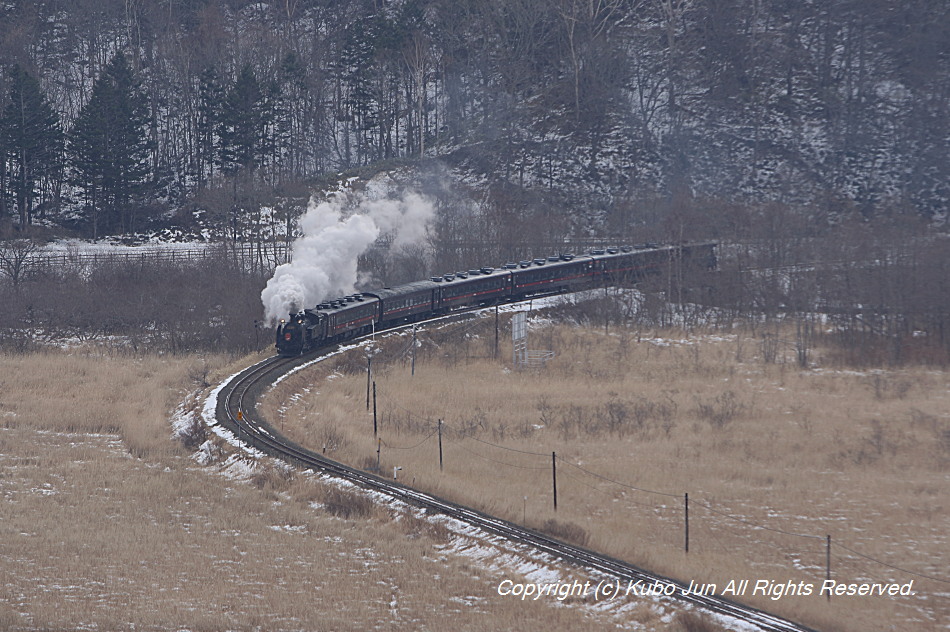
(24, 241), (291, 272)
(374, 412), (949, 588)
(356, 324), (950, 599)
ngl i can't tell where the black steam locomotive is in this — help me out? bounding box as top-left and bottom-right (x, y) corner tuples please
(275, 242), (716, 356)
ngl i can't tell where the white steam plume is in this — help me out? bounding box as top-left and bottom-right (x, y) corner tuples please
(261, 189), (435, 324)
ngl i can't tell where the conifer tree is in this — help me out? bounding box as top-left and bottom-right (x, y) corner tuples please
(218, 65), (267, 175)
(196, 66), (224, 188)
(68, 52), (152, 238)
(0, 64), (62, 229)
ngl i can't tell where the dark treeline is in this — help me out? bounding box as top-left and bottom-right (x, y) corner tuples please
(0, 1), (948, 364)
(0, 250), (267, 353)
(0, 0), (947, 239)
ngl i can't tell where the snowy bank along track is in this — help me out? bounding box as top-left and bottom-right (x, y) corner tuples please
(213, 315), (817, 632)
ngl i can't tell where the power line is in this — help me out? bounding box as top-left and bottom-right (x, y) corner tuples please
(556, 456), (680, 498)
(467, 434), (551, 457)
(695, 501), (824, 541)
(452, 440), (549, 470)
(381, 430), (437, 451)
(833, 541), (950, 584)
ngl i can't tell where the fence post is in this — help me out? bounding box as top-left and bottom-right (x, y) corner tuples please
(685, 493), (689, 553)
(826, 535), (831, 601)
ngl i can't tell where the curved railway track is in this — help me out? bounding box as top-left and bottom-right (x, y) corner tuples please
(213, 315), (818, 632)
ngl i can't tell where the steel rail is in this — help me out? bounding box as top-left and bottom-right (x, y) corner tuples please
(213, 315), (819, 632)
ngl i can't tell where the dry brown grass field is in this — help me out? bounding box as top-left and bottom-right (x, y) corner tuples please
(263, 315), (950, 632)
(0, 348), (719, 631)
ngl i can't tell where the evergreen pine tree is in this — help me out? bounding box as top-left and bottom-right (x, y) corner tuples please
(196, 66), (223, 187)
(68, 52), (152, 238)
(218, 65), (266, 175)
(1, 64), (62, 229)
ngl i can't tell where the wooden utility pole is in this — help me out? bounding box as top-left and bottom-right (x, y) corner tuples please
(366, 356), (372, 410)
(552, 451), (558, 511)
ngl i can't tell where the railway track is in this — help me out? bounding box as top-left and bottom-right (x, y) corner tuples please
(212, 316), (818, 632)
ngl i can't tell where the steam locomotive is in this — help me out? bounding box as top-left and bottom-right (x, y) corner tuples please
(275, 242), (716, 356)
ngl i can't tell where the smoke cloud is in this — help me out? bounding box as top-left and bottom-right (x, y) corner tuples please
(261, 188), (435, 324)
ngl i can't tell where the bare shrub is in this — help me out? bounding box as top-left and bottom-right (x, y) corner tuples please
(540, 519), (589, 547)
(320, 487), (376, 519)
(456, 409), (488, 437)
(251, 464), (295, 492)
(631, 395), (678, 434)
(868, 375), (913, 400)
(175, 411), (207, 450)
(188, 361), (212, 388)
(760, 332), (778, 363)
(320, 425), (346, 454)
(936, 427), (950, 467)
(837, 419), (900, 466)
(401, 512), (451, 544)
(329, 353), (367, 375)
(0, 238), (38, 288)
(603, 396), (629, 436)
(694, 391), (748, 428)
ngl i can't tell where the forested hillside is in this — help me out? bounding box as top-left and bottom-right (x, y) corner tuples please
(0, 0), (947, 241)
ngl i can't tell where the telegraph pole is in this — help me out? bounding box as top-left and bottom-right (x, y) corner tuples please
(366, 355), (372, 410)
